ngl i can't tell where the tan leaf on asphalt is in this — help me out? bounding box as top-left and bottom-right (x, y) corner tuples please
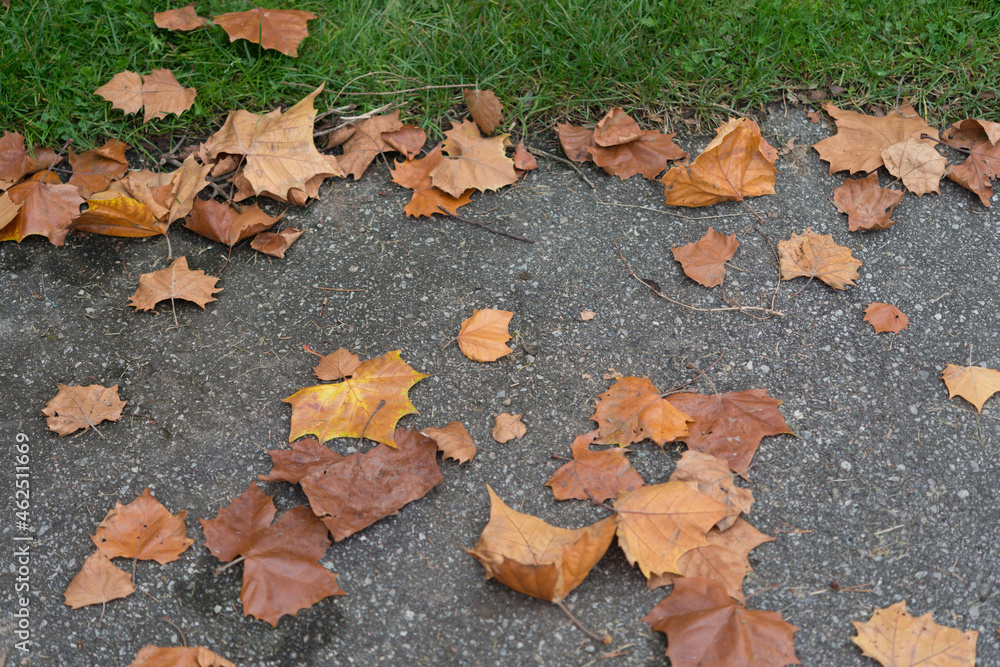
(91, 488), (193, 565)
(129, 256), (222, 312)
(423, 421), (477, 463)
(778, 228), (861, 290)
(852, 601), (977, 667)
(42, 383), (127, 436)
(941, 364), (1000, 413)
(429, 120), (518, 197)
(456, 308), (513, 362)
(493, 413), (526, 443)
(63, 551), (135, 609)
(881, 138), (947, 196)
(863, 303), (909, 334)
(833, 174), (903, 231)
(672, 227), (739, 288)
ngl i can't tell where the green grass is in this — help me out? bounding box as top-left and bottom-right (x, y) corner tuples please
(2, 0), (999, 151)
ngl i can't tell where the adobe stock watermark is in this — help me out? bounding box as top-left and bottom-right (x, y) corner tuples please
(12, 432), (32, 653)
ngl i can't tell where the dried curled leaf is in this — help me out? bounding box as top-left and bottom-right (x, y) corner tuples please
(464, 88), (504, 135)
(590, 376), (690, 447)
(250, 228), (304, 258)
(669, 450), (753, 531)
(68, 139), (129, 198)
(672, 227), (739, 288)
(128, 645), (234, 667)
(184, 199), (282, 247)
(778, 228), (861, 290)
(63, 551), (135, 609)
(390, 145), (474, 218)
(593, 107), (642, 147)
(466, 486), (617, 602)
(423, 421), (477, 463)
(456, 308), (513, 362)
(851, 601), (977, 667)
(944, 118), (1000, 207)
(813, 102), (939, 175)
(71, 196), (163, 238)
(42, 383), (127, 436)
(556, 122), (596, 163)
(589, 130), (687, 181)
(429, 120), (518, 197)
(1, 172), (84, 245)
(91, 488), (193, 565)
(382, 124), (427, 160)
(833, 174), (903, 231)
(337, 112), (404, 180)
(941, 364), (1000, 413)
(881, 138), (947, 196)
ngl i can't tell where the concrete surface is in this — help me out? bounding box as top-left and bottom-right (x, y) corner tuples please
(1, 108), (999, 666)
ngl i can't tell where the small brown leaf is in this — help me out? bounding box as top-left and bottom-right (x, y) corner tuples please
(1, 172), (84, 245)
(310, 347), (361, 382)
(128, 646), (234, 667)
(672, 227), (739, 288)
(593, 107), (642, 147)
(589, 130), (688, 180)
(382, 124), (427, 160)
(184, 199), (283, 247)
(493, 413), (526, 443)
(456, 308), (513, 362)
(64, 551), (135, 609)
(864, 303), (909, 334)
(423, 421), (477, 463)
(42, 383), (127, 436)
(851, 601), (977, 667)
(336, 111), (404, 179)
(555, 122), (595, 163)
(669, 450), (753, 530)
(778, 228), (861, 290)
(546, 433), (644, 502)
(943, 118), (1000, 207)
(513, 142), (537, 172)
(68, 139), (130, 198)
(941, 364), (1000, 413)
(590, 376), (690, 447)
(91, 488), (193, 565)
(129, 256), (222, 312)
(213, 8), (317, 57)
(0, 131), (41, 184)
(833, 174), (904, 231)
(389, 145), (474, 218)
(464, 88), (504, 135)
(153, 3), (207, 31)
(430, 120), (518, 197)
(580, 310), (595, 321)
(881, 138), (947, 196)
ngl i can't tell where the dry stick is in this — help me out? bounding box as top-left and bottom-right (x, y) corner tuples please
(616, 243), (784, 318)
(313, 102), (398, 139)
(751, 225), (783, 314)
(554, 599), (612, 645)
(170, 295), (180, 330)
(213, 554), (245, 577)
(314, 286), (365, 292)
(331, 70), (424, 105)
(358, 400), (386, 448)
(438, 206), (535, 243)
(162, 616), (188, 647)
(524, 146), (595, 188)
(598, 199), (753, 221)
(661, 349), (727, 395)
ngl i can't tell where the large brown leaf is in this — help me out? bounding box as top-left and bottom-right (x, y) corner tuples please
(128, 645), (234, 667)
(1, 171), (84, 245)
(67, 139), (129, 197)
(833, 174), (903, 231)
(200, 483), (344, 626)
(672, 227), (739, 287)
(284, 350), (427, 447)
(291, 428), (444, 541)
(614, 481), (728, 579)
(589, 129), (687, 180)
(590, 376), (690, 447)
(203, 85), (342, 201)
(777, 228), (862, 290)
(389, 145), (474, 217)
(184, 199), (282, 246)
(662, 118), (777, 207)
(881, 138), (946, 196)
(665, 389), (792, 477)
(429, 120), (518, 197)
(95, 69), (196, 123)
(546, 432), (645, 502)
(91, 488), (193, 565)
(669, 450), (753, 531)
(336, 112), (404, 180)
(466, 486), (617, 602)
(42, 383), (127, 436)
(213, 8), (317, 57)
(813, 102), (939, 175)
(851, 601), (978, 667)
(943, 118), (1000, 206)
(63, 551), (135, 609)
(129, 256), (222, 312)
(643, 577), (800, 667)
(941, 364), (1000, 413)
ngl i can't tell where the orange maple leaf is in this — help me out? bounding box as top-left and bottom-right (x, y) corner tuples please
(95, 69), (196, 124)
(67, 139), (129, 198)
(71, 196), (165, 239)
(589, 129), (688, 181)
(250, 228), (304, 258)
(429, 120), (518, 197)
(382, 124), (427, 160)
(200, 483), (344, 626)
(213, 7), (317, 57)
(423, 421), (477, 463)
(184, 199), (282, 247)
(864, 303), (909, 334)
(284, 350), (427, 448)
(590, 376), (690, 447)
(129, 257), (222, 324)
(941, 364), (1000, 413)
(669, 450), (753, 531)
(336, 111), (404, 180)
(881, 138), (947, 196)
(464, 88), (504, 135)
(943, 118), (1000, 207)
(306, 346), (361, 382)
(662, 118), (777, 207)
(833, 174), (903, 231)
(389, 145), (474, 217)
(1, 171), (84, 245)
(672, 227), (739, 288)
(546, 432), (644, 502)
(128, 645), (234, 667)
(813, 102), (939, 175)
(466, 486), (617, 602)
(492, 412), (526, 443)
(593, 107), (642, 147)
(42, 383), (127, 437)
(63, 551), (135, 609)
(456, 308), (513, 362)
(91, 488), (193, 565)
(852, 601), (978, 667)
(555, 122), (596, 163)
(778, 228), (862, 290)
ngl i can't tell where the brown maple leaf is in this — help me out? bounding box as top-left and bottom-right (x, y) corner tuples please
(0, 131), (53, 185)
(778, 228), (862, 290)
(881, 138), (947, 196)
(430, 120), (518, 197)
(644, 577), (800, 667)
(1, 171), (84, 245)
(306, 346), (361, 382)
(615, 481), (728, 579)
(290, 428), (444, 541)
(129, 257), (222, 327)
(941, 364), (1000, 413)
(852, 601), (978, 667)
(647, 519), (774, 602)
(336, 111), (404, 180)
(556, 122), (596, 163)
(589, 130), (688, 181)
(423, 421), (477, 463)
(943, 118), (1000, 207)
(513, 142), (537, 172)
(466, 486), (617, 602)
(68, 139), (129, 198)
(71, 196), (165, 240)
(251, 228), (304, 258)
(203, 85), (342, 202)
(153, 3), (206, 31)
(284, 350), (427, 447)
(128, 645), (234, 667)
(864, 303), (909, 334)
(63, 551), (135, 609)
(200, 483), (344, 626)
(42, 383), (127, 437)
(662, 118), (777, 207)
(593, 107), (642, 147)
(382, 124), (427, 160)
(464, 88), (504, 135)
(91, 488), (193, 565)
(259, 438), (345, 484)
(113, 155), (211, 225)
(672, 227), (739, 288)
(213, 7), (317, 57)
(813, 102), (939, 175)
(389, 145), (474, 218)
(95, 69), (197, 123)
(493, 412), (526, 443)
(669, 450), (753, 531)
(590, 376), (690, 447)
(184, 199), (282, 247)
(665, 389), (792, 477)
(833, 174), (903, 231)
(456, 308), (513, 362)
(546, 432), (644, 502)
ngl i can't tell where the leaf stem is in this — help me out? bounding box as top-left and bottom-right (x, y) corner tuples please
(213, 554), (246, 577)
(554, 599), (612, 644)
(437, 206), (536, 243)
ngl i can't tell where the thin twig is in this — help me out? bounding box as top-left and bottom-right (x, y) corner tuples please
(359, 400), (386, 447)
(313, 102), (398, 138)
(314, 286), (365, 292)
(162, 616), (188, 647)
(213, 554), (246, 576)
(661, 349), (727, 395)
(597, 199), (754, 221)
(338, 83), (471, 97)
(554, 600), (612, 644)
(524, 146), (595, 188)
(438, 206), (535, 243)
